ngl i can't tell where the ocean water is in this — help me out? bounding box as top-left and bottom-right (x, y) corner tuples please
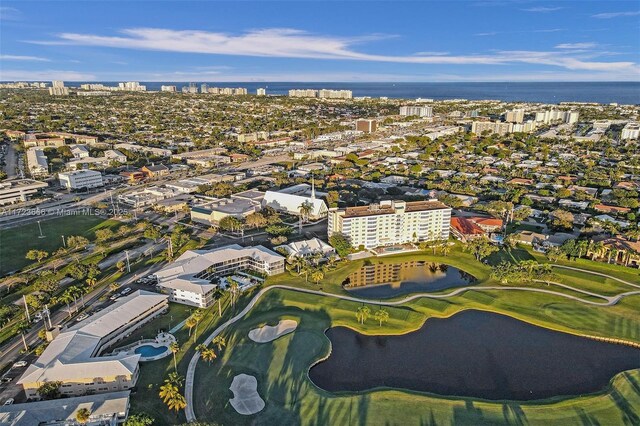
(68, 81), (640, 104)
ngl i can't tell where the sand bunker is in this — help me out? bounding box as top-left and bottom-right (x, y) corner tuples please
(229, 374), (265, 415)
(248, 319), (297, 343)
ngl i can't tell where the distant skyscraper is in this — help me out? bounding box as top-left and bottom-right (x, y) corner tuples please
(257, 88), (266, 96)
(49, 81), (69, 96)
(399, 106), (433, 117)
(505, 109), (525, 123)
(161, 85), (177, 92)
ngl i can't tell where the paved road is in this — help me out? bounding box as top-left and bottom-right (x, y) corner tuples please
(183, 274), (640, 421)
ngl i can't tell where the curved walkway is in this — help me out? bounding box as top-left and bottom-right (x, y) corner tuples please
(184, 270), (640, 421)
(552, 264), (640, 289)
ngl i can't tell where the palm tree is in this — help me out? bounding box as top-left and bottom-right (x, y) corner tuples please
(165, 392), (187, 414)
(192, 309), (204, 340)
(201, 348), (217, 364)
(185, 317), (197, 338)
(75, 408), (91, 424)
(85, 277), (97, 288)
(159, 382), (179, 403)
(169, 341), (179, 370)
(212, 335), (227, 353)
(166, 371), (184, 387)
(213, 288), (224, 316)
(310, 269), (324, 285)
(228, 279), (240, 307)
(195, 343), (207, 353)
(441, 244), (451, 257)
(356, 306), (371, 325)
(374, 308), (389, 327)
(298, 201), (313, 232)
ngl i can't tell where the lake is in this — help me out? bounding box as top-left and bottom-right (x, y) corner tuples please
(309, 310), (640, 401)
(343, 261), (475, 298)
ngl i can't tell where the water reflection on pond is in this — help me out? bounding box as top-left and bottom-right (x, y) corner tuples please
(309, 310), (640, 401)
(343, 261), (475, 298)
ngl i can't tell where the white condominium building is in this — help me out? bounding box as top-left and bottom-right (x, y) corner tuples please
(17, 291), (168, 400)
(471, 121), (513, 136)
(399, 106), (433, 117)
(49, 80), (69, 96)
(328, 199), (452, 249)
(156, 244), (285, 307)
(0, 179), (48, 205)
(289, 89), (352, 99)
(161, 85), (177, 92)
(257, 88), (267, 96)
(621, 122), (639, 140)
(535, 109), (579, 124)
(58, 169), (104, 190)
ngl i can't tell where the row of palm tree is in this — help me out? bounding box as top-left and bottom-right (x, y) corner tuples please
(185, 309), (204, 340)
(195, 335), (227, 364)
(356, 306), (390, 326)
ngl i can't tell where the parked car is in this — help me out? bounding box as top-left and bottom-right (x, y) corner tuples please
(12, 361), (27, 368)
(110, 294), (120, 301)
(1, 377), (12, 383)
(32, 313), (43, 323)
(3, 399), (14, 406)
(121, 287), (132, 295)
(76, 313), (89, 322)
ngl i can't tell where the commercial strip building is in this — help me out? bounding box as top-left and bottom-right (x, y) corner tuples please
(58, 169), (104, 190)
(26, 148), (49, 177)
(328, 199), (452, 249)
(0, 179), (48, 205)
(17, 291), (168, 400)
(156, 245), (285, 307)
(0, 391), (130, 425)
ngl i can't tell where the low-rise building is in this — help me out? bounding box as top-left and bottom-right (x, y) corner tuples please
(0, 391), (131, 425)
(191, 197), (260, 225)
(156, 245), (285, 307)
(17, 291), (168, 399)
(0, 179), (48, 205)
(26, 148), (48, 177)
(59, 169), (104, 190)
(263, 188), (328, 219)
(276, 237), (335, 259)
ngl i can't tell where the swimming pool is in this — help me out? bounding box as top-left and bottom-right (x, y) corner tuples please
(134, 344), (168, 357)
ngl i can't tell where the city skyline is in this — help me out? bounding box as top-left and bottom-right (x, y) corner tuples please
(1, 0), (639, 82)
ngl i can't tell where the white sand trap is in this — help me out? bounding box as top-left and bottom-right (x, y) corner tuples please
(248, 319), (297, 343)
(229, 374), (265, 415)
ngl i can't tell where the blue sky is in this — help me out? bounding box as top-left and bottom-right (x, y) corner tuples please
(1, 1), (639, 82)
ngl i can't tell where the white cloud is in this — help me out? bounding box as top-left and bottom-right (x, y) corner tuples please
(522, 7), (563, 12)
(0, 6), (20, 21)
(592, 11), (640, 19)
(555, 43), (599, 49)
(0, 69), (96, 81)
(0, 54), (50, 62)
(28, 27), (639, 75)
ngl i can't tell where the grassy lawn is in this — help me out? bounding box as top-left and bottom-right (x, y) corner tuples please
(192, 287), (640, 426)
(0, 215), (121, 275)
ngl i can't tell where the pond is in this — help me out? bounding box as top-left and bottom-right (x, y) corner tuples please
(343, 261), (475, 298)
(309, 310), (640, 401)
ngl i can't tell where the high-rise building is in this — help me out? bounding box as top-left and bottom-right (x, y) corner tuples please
(535, 110), (579, 124)
(289, 89), (318, 98)
(471, 121), (513, 135)
(505, 109), (525, 123)
(621, 122), (640, 140)
(49, 81), (69, 96)
(356, 119), (377, 133)
(257, 88), (267, 96)
(328, 199), (451, 249)
(200, 83), (208, 93)
(118, 82), (146, 91)
(161, 85), (177, 92)
(399, 106), (433, 117)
